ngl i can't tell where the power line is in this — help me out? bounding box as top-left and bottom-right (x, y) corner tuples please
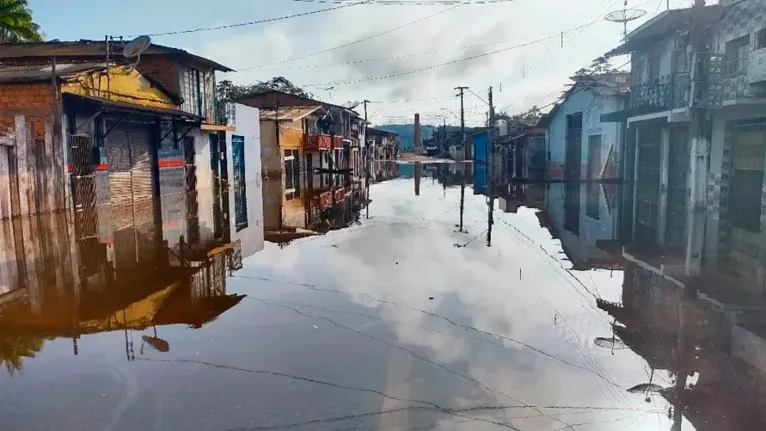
(305, 21), (604, 88)
(244, 33), (553, 72)
(241, 4), (461, 70)
(124, 0), (372, 37)
(291, 0), (518, 3)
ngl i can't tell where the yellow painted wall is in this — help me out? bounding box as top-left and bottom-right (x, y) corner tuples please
(61, 65), (177, 110)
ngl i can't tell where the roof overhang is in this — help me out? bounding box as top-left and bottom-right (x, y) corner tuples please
(64, 93), (204, 121)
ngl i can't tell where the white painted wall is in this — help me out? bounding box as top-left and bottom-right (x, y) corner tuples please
(226, 104), (264, 259)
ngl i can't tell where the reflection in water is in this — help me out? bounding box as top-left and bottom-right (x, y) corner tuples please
(0, 182), (260, 373)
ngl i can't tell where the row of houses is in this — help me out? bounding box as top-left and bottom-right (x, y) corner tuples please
(0, 39), (392, 351)
(495, 1), (766, 424)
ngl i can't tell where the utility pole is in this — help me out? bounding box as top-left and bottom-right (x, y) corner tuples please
(685, 0), (707, 276)
(487, 86), (495, 247)
(363, 99), (370, 219)
(455, 86), (468, 232)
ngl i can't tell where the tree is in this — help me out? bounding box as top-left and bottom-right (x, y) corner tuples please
(216, 76), (312, 104)
(572, 56), (620, 79)
(0, 0), (43, 43)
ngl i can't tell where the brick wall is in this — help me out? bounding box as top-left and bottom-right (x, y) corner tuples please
(137, 56), (179, 96)
(0, 82), (55, 140)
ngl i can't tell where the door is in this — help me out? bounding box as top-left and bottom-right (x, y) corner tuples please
(665, 125), (689, 252)
(564, 113), (582, 234)
(210, 132), (231, 242)
(106, 119), (158, 274)
(231, 135), (248, 231)
(726, 120), (766, 279)
(635, 125), (661, 243)
(184, 136), (200, 244)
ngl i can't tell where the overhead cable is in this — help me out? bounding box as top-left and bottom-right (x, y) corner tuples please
(124, 0), (372, 37)
(242, 4), (461, 70)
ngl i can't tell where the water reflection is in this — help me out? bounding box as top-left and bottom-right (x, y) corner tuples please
(0, 183), (261, 373)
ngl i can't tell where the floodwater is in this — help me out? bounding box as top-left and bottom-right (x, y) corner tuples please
(0, 163), (762, 430)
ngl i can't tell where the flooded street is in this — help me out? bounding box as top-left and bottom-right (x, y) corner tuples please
(3, 162), (740, 431)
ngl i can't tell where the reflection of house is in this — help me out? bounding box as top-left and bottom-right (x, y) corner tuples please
(597, 261), (766, 430)
(367, 128), (398, 160)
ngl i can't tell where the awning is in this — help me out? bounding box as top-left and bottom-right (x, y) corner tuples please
(63, 93), (204, 121)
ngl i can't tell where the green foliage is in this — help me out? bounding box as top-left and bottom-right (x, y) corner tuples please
(495, 106), (542, 127)
(0, 334), (45, 376)
(0, 0), (43, 43)
(216, 76), (312, 104)
(572, 56), (620, 79)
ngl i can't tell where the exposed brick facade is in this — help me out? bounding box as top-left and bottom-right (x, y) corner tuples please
(0, 82), (55, 139)
(137, 56), (180, 97)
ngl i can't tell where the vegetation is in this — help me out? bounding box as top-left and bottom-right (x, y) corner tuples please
(495, 106), (542, 127)
(0, 334), (45, 376)
(216, 76), (312, 103)
(0, 0), (43, 43)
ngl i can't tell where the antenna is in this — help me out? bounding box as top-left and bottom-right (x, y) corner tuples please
(123, 35), (152, 68)
(605, 1), (646, 37)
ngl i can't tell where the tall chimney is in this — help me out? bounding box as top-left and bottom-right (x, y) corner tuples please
(414, 113), (421, 153)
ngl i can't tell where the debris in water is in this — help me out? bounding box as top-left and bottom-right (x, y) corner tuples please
(428, 297), (434, 300)
(312, 325), (319, 329)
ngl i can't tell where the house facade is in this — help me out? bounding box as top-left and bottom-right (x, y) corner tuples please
(540, 74), (628, 262)
(0, 41), (263, 310)
(603, 2), (766, 301)
(367, 127), (398, 160)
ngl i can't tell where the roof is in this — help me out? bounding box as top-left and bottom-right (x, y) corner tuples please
(605, 5), (721, 57)
(259, 105), (325, 121)
(242, 90), (360, 116)
(367, 127), (398, 137)
(64, 93), (204, 120)
(0, 62), (107, 83)
(0, 40), (233, 72)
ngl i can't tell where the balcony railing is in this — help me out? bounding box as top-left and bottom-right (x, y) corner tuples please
(630, 73), (690, 113)
(306, 134), (344, 151)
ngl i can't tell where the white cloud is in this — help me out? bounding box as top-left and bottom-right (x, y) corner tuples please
(190, 0), (657, 126)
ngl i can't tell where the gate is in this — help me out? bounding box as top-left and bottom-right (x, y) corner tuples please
(665, 125), (689, 252)
(635, 126), (661, 243)
(106, 119), (158, 274)
(71, 134), (102, 276)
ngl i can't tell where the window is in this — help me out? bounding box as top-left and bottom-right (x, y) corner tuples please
(586, 135), (602, 220)
(283, 149), (301, 198)
(757, 29), (766, 49)
(647, 54), (660, 81)
(725, 35), (751, 76)
(181, 67), (206, 116)
(232, 135), (248, 230)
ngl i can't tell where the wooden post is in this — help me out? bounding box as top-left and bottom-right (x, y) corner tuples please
(14, 116), (30, 217)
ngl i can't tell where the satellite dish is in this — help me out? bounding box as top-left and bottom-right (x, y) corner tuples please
(343, 101), (360, 110)
(123, 35), (151, 68)
(605, 7), (646, 37)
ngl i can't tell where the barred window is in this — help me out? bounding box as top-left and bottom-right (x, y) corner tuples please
(724, 35), (751, 76)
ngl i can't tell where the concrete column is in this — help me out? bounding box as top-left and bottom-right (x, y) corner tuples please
(658, 125), (670, 246)
(705, 115), (725, 272)
(632, 126), (640, 242)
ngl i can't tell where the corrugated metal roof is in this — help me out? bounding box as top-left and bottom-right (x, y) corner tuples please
(260, 106), (324, 121)
(0, 62), (107, 83)
(64, 93), (203, 120)
(0, 40), (233, 72)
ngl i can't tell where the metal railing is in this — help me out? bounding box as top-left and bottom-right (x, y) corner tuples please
(630, 73), (690, 112)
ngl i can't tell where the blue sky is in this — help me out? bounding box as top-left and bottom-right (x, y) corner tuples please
(26, 0), (686, 126)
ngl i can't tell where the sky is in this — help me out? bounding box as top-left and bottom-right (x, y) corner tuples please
(27, 0), (700, 127)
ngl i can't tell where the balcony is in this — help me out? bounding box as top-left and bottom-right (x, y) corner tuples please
(306, 134), (343, 151)
(630, 73), (690, 114)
